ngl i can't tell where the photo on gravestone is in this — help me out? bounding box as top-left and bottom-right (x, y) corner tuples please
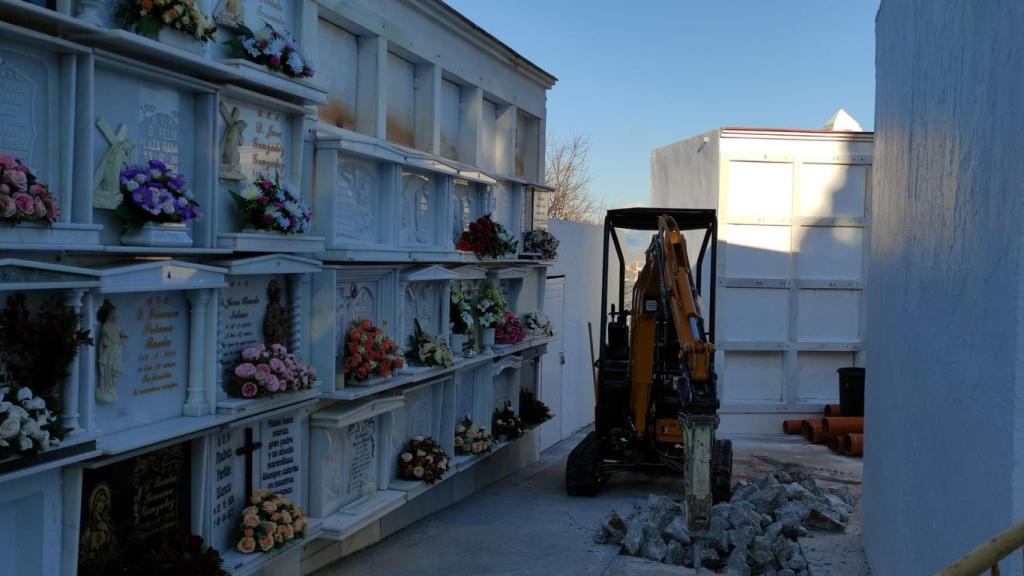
(78, 442), (191, 569)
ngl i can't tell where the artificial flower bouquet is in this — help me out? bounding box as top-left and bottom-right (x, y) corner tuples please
(0, 387), (63, 460)
(0, 154), (59, 225)
(117, 160), (204, 226)
(449, 290), (473, 336)
(236, 489), (308, 555)
(228, 343), (317, 399)
(397, 436), (450, 485)
(456, 214), (518, 259)
(472, 281), (506, 329)
(227, 23), (315, 78)
(406, 319), (454, 368)
(494, 311), (525, 345)
(116, 0), (217, 43)
(234, 174), (312, 234)
(453, 416), (493, 455)
(519, 389), (553, 426)
(524, 311), (555, 337)
(0, 293), (92, 410)
(491, 401), (524, 440)
(343, 319), (403, 381)
(523, 228), (559, 260)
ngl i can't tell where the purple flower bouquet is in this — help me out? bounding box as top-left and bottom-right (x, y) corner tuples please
(116, 160), (203, 226)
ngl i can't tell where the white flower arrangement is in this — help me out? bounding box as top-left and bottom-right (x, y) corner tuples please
(0, 387), (62, 459)
(473, 281), (506, 328)
(524, 311), (555, 337)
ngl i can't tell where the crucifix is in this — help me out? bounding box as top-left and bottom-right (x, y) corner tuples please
(235, 427), (262, 497)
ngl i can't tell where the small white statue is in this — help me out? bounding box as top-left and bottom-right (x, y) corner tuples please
(93, 119), (133, 210)
(214, 0), (245, 28)
(96, 300), (127, 404)
(219, 103), (247, 181)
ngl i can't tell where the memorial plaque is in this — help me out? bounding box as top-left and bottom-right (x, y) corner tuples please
(401, 171), (432, 246)
(217, 275), (286, 380)
(210, 430), (238, 549)
(452, 180), (479, 243)
(139, 88), (181, 171)
(245, 0), (294, 32)
(94, 293), (189, 434)
(493, 371), (511, 409)
(225, 100), (288, 182)
(408, 387), (433, 439)
(345, 418), (375, 497)
(335, 158), (377, 242)
(403, 282), (439, 343)
(335, 281), (377, 364)
(0, 48), (53, 180)
(79, 442), (191, 562)
(260, 415), (300, 498)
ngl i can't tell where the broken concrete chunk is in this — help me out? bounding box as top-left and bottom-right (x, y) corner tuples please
(664, 539), (688, 566)
(621, 520), (645, 556)
(662, 516), (691, 545)
(641, 535), (668, 562)
(727, 525), (756, 551)
(805, 503), (845, 532)
(731, 480), (758, 502)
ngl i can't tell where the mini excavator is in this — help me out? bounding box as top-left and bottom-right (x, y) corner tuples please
(566, 208), (732, 531)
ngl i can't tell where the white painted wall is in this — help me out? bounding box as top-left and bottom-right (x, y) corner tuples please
(546, 219), (619, 439)
(652, 129), (873, 433)
(867, 2), (1024, 574)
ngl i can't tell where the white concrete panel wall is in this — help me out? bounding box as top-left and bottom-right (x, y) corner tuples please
(547, 219), (620, 439)
(867, 1), (1024, 574)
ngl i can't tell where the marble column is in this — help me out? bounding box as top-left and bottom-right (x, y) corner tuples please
(61, 288), (86, 434)
(184, 289), (210, 416)
(287, 273), (309, 359)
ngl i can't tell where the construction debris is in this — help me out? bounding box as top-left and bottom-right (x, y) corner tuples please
(594, 469), (856, 574)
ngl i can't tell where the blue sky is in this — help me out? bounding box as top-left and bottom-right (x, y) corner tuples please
(446, 1), (880, 209)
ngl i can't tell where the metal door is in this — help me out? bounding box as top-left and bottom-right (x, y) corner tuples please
(540, 277), (565, 449)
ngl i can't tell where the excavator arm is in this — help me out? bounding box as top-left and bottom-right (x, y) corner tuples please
(629, 215), (722, 532)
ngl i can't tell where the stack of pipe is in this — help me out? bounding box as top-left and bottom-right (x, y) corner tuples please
(781, 409), (863, 456)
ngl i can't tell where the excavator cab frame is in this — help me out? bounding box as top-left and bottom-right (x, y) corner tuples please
(567, 208), (731, 514)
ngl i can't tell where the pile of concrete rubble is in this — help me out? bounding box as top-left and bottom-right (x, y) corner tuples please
(593, 469), (856, 575)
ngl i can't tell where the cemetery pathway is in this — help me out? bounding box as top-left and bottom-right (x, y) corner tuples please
(314, 430), (869, 576)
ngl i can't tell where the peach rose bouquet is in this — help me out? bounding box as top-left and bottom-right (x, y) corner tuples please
(236, 488), (307, 554)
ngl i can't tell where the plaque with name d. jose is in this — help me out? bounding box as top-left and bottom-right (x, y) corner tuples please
(79, 442), (191, 561)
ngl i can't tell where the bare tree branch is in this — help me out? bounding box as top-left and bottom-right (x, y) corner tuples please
(545, 133), (603, 223)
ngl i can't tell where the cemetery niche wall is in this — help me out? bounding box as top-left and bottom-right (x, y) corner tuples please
(0, 0), (557, 573)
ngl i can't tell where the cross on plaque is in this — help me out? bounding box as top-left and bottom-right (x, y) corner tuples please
(235, 427), (262, 498)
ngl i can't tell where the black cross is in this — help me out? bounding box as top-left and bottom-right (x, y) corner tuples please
(235, 428), (262, 498)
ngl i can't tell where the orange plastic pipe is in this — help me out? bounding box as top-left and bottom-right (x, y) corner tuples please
(826, 434), (842, 453)
(782, 420), (803, 434)
(822, 416), (864, 435)
(843, 433), (863, 456)
(824, 404), (842, 417)
(802, 420), (826, 444)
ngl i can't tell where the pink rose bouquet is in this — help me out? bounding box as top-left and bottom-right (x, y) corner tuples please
(0, 154), (59, 225)
(228, 343), (316, 399)
(236, 489), (307, 555)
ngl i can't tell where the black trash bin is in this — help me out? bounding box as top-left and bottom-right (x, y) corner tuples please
(837, 367), (865, 417)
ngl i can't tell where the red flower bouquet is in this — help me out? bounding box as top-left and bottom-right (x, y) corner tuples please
(456, 214), (518, 259)
(494, 311), (526, 345)
(343, 319), (403, 381)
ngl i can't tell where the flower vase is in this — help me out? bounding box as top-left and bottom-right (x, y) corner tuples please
(481, 328), (496, 354)
(157, 27), (207, 55)
(120, 222), (193, 247)
(450, 333), (468, 356)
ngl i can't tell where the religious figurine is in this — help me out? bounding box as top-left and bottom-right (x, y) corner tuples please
(93, 119), (134, 209)
(263, 280), (289, 347)
(96, 300), (127, 404)
(81, 483), (116, 556)
(219, 103), (247, 181)
(214, 0), (245, 28)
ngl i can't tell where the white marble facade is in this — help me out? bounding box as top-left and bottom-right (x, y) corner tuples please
(0, 0), (556, 574)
